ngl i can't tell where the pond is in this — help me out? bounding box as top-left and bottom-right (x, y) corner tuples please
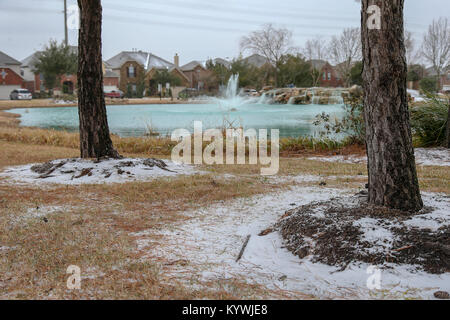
(8, 102), (346, 138)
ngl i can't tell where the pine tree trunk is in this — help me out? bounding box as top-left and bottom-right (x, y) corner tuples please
(77, 0), (119, 159)
(361, 0), (423, 212)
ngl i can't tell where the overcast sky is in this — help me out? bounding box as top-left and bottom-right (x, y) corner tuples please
(0, 0), (448, 65)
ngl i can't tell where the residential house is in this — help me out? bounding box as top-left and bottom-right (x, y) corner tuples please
(106, 50), (181, 95)
(146, 54), (190, 97)
(0, 51), (24, 99)
(443, 67), (450, 93)
(213, 58), (231, 69)
(426, 66), (450, 93)
(309, 59), (344, 88)
(102, 61), (120, 92)
(244, 54), (270, 69)
(21, 46), (78, 95)
(180, 60), (215, 91)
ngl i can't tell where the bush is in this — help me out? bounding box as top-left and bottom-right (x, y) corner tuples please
(410, 94), (449, 147)
(313, 97), (366, 144)
(420, 77), (438, 94)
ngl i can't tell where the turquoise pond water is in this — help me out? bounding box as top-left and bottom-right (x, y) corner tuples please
(8, 103), (346, 138)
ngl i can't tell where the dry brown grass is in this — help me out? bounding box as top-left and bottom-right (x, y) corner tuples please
(0, 126), (176, 156)
(0, 140), (298, 299)
(0, 125), (448, 299)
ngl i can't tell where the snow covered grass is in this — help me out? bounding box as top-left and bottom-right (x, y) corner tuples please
(138, 186), (449, 300)
(408, 89), (425, 102)
(0, 158), (200, 185)
(0, 138), (448, 299)
(308, 148), (450, 167)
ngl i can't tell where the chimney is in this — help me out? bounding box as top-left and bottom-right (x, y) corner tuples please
(174, 53), (179, 68)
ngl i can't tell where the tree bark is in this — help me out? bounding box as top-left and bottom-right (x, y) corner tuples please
(77, 0), (119, 159)
(361, 0), (423, 212)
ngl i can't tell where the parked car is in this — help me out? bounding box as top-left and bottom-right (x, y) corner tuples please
(10, 89), (32, 100)
(104, 90), (124, 99)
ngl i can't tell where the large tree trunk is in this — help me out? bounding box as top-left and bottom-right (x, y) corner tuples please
(77, 0), (119, 159)
(361, 0), (423, 212)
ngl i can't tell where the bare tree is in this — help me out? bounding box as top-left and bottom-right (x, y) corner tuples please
(303, 36), (328, 87)
(328, 27), (362, 87)
(405, 30), (419, 66)
(78, 0), (119, 158)
(240, 24), (293, 86)
(361, 0), (423, 212)
(421, 17), (450, 90)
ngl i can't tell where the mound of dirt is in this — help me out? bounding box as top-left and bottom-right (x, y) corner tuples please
(276, 194), (450, 274)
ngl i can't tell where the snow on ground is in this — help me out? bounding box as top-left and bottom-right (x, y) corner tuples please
(404, 193), (450, 230)
(308, 148), (450, 167)
(408, 89), (425, 102)
(0, 158), (199, 185)
(135, 184), (449, 299)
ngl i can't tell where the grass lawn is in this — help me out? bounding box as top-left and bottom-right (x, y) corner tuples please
(0, 122), (448, 299)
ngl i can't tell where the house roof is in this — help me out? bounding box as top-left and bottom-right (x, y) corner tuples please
(104, 70), (119, 78)
(106, 51), (173, 70)
(0, 51), (22, 66)
(21, 46), (78, 70)
(180, 60), (205, 71)
(213, 58), (231, 68)
(168, 66), (191, 82)
(21, 52), (42, 69)
(308, 59), (329, 71)
(244, 54), (270, 68)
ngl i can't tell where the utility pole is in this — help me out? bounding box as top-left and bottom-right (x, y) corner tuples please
(64, 0), (68, 46)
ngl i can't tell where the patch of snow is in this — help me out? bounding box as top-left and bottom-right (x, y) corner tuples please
(404, 193), (450, 230)
(0, 158), (200, 185)
(414, 148), (450, 167)
(137, 187), (449, 299)
(353, 218), (399, 254)
(307, 155), (366, 164)
(25, 205), (65, 218)
(408, 89), (425, 102)
(308, 148), (450, 167)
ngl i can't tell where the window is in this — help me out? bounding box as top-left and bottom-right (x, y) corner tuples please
(328, 72), (332, 81)
(128, 66), (136, 78)
(131, 84), (137, 93)
(323, 72), (326, 80)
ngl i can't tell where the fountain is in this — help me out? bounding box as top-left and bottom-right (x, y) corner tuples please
(212, 74), (269, 109)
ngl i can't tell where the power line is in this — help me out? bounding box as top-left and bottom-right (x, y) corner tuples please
(110, 0), (360, 24)
(105, 4), (357, 32)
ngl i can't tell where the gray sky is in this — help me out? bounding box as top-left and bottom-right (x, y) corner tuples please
(0, 0), (448, 65)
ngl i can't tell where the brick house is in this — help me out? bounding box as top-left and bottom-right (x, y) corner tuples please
(106, 51), (215, 96)
(180, 60), (215, 91)
(309, 60), (344, 88)
(21, 46), (79, 95)
(106, 51), (176, 95)
(21, 48), (119, 95)
(442, 67), (450, 93)
(0, 51), (24, 99)
(426, 66), (450, 93)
